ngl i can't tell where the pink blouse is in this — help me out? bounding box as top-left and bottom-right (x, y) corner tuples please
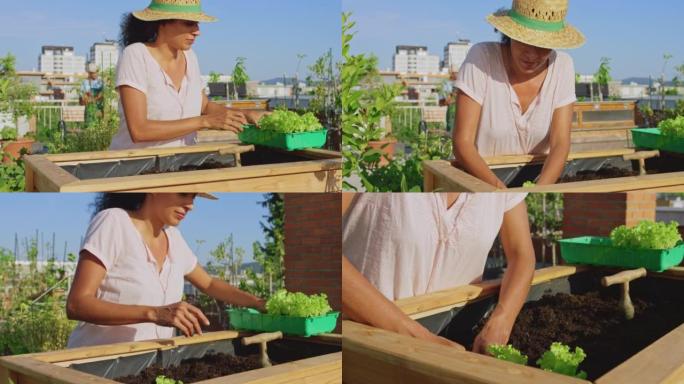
(455, 42), (576, 157)
(343, 193), (526, 301)
(67, 208), (198, 348)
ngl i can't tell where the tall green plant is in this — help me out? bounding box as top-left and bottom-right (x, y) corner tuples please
(594, 57), (612, 101)
(307, 49), (341, 131)
(0, 54), (37, 124)
(341, 12), (405, 191)
(239, 194), (284, 299)
(232, 57), (249, 100)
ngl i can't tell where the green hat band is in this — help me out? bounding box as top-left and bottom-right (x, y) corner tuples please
(148, 1), (203, 14)
(508, 9), (566, 32)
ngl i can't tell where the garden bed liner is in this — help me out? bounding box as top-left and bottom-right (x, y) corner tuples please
(69, 337), (340, 383)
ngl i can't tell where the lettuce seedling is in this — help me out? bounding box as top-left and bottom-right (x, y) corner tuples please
(258, 110), (323, 133)
(610, 220), (682, 250)
(265, 290), (332, 317)
(659, 116), (684, 139)
(487, 344), (528, 365)
(155, 376), (183, 384)
(536, 342), (587, 379)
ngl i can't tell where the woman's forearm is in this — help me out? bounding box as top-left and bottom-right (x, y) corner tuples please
(493, 251), (535, 324)
(454, 142), (506, 188)
(343, 257), (428, 337)
(204, 278), (264, 309)
(537, 143), (570, 185)
(67, 295), (155, 326)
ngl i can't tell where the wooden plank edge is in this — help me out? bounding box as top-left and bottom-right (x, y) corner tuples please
(342, 321), (589, 384)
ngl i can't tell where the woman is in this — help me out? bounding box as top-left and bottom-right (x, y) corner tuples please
(453, 0), (586, 187)
(66, 193), (265, 348)
(342, 193), (536, 353)
(110, 0), (265, 150)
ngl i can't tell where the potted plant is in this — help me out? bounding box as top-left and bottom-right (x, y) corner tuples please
(207, 71), (228, 99)
(228, 289), (339, 337)
(1, 127), (33, 163)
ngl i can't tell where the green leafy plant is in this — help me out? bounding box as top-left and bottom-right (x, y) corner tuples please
(258, 110), (323, 133)
(208, 71), (222, 84)
(523, 181), (536, 188)
(0, 127), (17, 141)
(487, 344), (528, 365)
(0, 155), (25, 192)
(0, 54), (37, 124)
(155, 376), (183, 384)
(536, 342), (587, 379)
(659, 116), (684, 139)
(231, 57), (249, 100)
(610, 220), (682, 250)
(265, 290), (332, 317)
(594, 57), (612, 101)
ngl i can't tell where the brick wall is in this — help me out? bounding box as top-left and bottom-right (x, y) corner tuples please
(283, 194), (341, 313)
(562, 193), (656, 238)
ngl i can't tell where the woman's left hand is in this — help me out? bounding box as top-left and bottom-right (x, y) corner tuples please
(244, 110), (270, 125)
(472, 310), (515, 354)
(254, 298), (267, 312)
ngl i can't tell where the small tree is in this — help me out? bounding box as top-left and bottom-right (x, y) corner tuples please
(660, 53), (673, 110)
(594, 57), (612, 101)
(239, 193), (285, 299)
(231, 57), (249, 100)
(0, 54), (37, 127)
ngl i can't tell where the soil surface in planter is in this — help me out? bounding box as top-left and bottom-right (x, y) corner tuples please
(139, 160), (234, 175)
(115, 353), (262, 384)
(472, 291), (684, 380)
(559, 166), (639, 183)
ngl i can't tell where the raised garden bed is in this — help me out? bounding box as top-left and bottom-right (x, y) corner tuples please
(344, 265), (684, 384)
(0, 331), (342, 384)
(23, 143), (342, 192)
(423, 149), (684, 192)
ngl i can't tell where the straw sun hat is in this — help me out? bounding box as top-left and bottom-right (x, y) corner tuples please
(133, 0), (217, 23)
(487, 0), (585, 49)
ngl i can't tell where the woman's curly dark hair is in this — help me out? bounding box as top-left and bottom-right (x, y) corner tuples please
(119, 13), (171, 47)
(92, 193), (147, 216)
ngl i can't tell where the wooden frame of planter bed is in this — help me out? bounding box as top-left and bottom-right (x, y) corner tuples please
(423, 148), (684, 193)
(0, 330), (342, 384)
(343, 265), (684, 384)
(23, 143), (342, 192)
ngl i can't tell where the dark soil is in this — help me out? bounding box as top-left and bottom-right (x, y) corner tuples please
(139, 160), (233, 175)
(115, 353), (262, 384)
(559, 166), (639, 182)
(473, 291), (684, 380)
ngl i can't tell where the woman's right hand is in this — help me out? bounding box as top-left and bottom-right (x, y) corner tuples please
(152, 302), (210, 337)
(202, 109), (248, 133)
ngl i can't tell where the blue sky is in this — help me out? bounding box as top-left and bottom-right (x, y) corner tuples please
(0, 0), (340, 81)
(343, 0), (684, 80)
(0, 193), (269, 266)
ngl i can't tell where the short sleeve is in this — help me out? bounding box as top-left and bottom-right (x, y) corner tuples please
(116, 44), (148, 94)
(454, 43), (491, 105)
(81, 209), (125, 270)
(168, 227), (199, 275)
(504, 193), (528, 212)
(554, 52), (577, 108)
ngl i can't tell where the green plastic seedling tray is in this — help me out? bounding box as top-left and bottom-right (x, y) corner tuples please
(238, 125), (327, 151)
(227, 308), (340, 337)
(631, 127), (684, 154)
(559, 236), (684, 272)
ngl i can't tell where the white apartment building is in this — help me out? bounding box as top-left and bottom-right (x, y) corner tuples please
(393, 45), (440, 75)
(90, 41), (119, 71)
(444, 39), (472, 73)
(38, 46), (86, 75)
